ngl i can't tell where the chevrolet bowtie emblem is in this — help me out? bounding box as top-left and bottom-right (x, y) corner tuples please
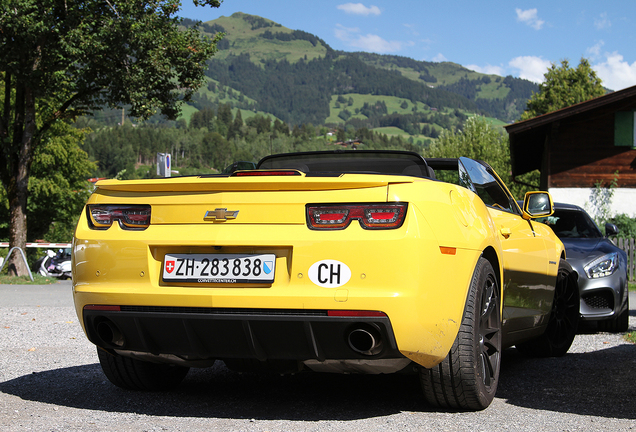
(204, 208), (239, 221)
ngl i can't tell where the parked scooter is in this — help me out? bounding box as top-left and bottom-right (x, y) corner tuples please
(32, 248), (72, 279)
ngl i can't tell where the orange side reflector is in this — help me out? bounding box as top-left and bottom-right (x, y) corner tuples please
(439, 246), (457, 255)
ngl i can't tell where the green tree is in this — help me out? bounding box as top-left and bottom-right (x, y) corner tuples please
(201, 131), (230, 171)
(27, 122), (96, 241)
(338, 109), (352, 121)
(0, 0), (223, 275)
(245, 114), (271, 135)
(216, 103), (232, 136)
(336, 128), (346, 143)
(272, 119), (289, 137)
(228, 109), (243, 140)
(520, 58), (604, 121)
(190, 107), (216, 130)
(427, 116), (538, 199)
(586, 172), (619, 227)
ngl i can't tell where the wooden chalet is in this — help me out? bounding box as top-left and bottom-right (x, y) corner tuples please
(505, 85), (636, 215)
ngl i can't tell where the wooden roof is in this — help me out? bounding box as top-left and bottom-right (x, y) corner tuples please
(504, 85), (636, 177)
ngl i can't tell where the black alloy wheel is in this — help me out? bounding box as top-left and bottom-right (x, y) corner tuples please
(421, 257), (502, 411)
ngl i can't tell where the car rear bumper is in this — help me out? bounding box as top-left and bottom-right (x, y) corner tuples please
(82, 306), (402, 363)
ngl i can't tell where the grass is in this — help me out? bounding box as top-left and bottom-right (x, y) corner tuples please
(629, 282), (636, 292)
(211, 14), (328, 65)
(472, 115), (508, 128)
(372, 126), (411, 136)
(370, 126), (430, 144)
(325, 93), (414, 124)
(0, 274), (60, 285)
(178, 103), (198, 124)
(475, 81), (511, 100)
(178, 76), (279, 126)
(324, 93), (466, 140)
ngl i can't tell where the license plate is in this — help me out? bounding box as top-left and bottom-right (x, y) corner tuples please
(162, 253), (276, 283)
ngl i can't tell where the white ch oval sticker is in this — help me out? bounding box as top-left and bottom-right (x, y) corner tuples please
(308, 260), (352, 288)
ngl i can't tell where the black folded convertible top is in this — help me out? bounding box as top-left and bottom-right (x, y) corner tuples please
(258, 150), (436, 178)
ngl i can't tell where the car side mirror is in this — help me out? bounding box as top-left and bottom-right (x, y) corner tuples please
(521, 191), (554, 220)
(604, 222), (619, 237)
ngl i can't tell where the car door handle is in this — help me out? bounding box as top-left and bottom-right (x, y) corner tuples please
(500, 227), (511, 239)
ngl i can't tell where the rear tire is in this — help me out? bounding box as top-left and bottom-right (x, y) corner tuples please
(599, 305), (629, 333)
(516, 259), (579, 357)
(612, 307), (629, 333)
(97, 348), (190, 391)
(420, 257), (501, 411)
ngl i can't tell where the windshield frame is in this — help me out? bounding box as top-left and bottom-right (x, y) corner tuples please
(536, 208), (603, 239)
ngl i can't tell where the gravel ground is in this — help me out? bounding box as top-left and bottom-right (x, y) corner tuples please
(1, 282), (635, 432)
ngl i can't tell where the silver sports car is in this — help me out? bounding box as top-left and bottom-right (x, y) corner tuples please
(538, 203), (629, 332)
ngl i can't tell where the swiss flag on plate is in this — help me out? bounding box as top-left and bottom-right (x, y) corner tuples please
(165, 260), (175, 274)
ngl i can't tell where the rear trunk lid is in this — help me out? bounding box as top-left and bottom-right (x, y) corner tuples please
(92, 174), (415, 225)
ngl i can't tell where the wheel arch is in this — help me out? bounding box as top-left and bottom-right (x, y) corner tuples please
(481, 246), (502, 301)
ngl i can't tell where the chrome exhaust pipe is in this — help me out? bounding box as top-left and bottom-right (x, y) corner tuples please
(348, 327), (383, 356)
(96, 319), (125, 347)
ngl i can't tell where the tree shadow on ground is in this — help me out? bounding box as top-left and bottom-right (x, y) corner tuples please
(497, 344), (636, 419)
(0, 361), (426, 420)
(1, 343), (635, 420)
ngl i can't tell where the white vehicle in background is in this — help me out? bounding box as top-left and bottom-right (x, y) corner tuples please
(32, 248), (72, 280)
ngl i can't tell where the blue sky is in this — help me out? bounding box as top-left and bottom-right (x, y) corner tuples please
(179, 1), (636, 91)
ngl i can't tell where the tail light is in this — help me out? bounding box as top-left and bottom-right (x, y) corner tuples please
(87, 205), (151, 230)
(233, 170), (301, 176)
(307, 203), (407, 230)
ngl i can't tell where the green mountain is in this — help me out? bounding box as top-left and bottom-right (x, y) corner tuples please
(181, 12), (537, 129)
(72, 13), (541, 183)
(353, 52), (539, 122)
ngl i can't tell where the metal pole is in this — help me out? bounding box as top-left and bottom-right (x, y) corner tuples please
(0, 247), (34, 281)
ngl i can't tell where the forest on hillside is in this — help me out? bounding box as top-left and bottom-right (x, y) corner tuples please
(80, 14), (537, 180)
(78, 103), (421, 180)
(350, 52), (538, 122)
(183, 15), (537, 127)
(67, 12), (542, 184)
(205, 50), (480, 127)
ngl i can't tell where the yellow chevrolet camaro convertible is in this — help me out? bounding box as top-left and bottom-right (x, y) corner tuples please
(72, 150), (579, 411)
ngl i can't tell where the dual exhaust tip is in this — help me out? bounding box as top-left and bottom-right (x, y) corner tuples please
(96, 319), (125, 348)
(347, 327), (383, 356)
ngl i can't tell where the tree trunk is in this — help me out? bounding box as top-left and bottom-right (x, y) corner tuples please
(6, 87), (36, 277)
(7, 187), (28, 276)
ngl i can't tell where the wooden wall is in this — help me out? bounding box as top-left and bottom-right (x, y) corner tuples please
(548, 107), (636, 188)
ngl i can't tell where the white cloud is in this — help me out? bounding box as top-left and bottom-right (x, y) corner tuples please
(432, 53), (447, 62)
(351, 34), (402, 52)
(337, 3), (381, 16)
(465, 64), (505, 76)
(516, 8), (544, 30)
(594, 12), (611, 30)
(587, 40), (604, 58)
(403, 23), (419, 37)
(334, 24), (359, 41)
(509, 56), (552, 83)
(592, 52), (636, 91)
(334, 24), (402, 53)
